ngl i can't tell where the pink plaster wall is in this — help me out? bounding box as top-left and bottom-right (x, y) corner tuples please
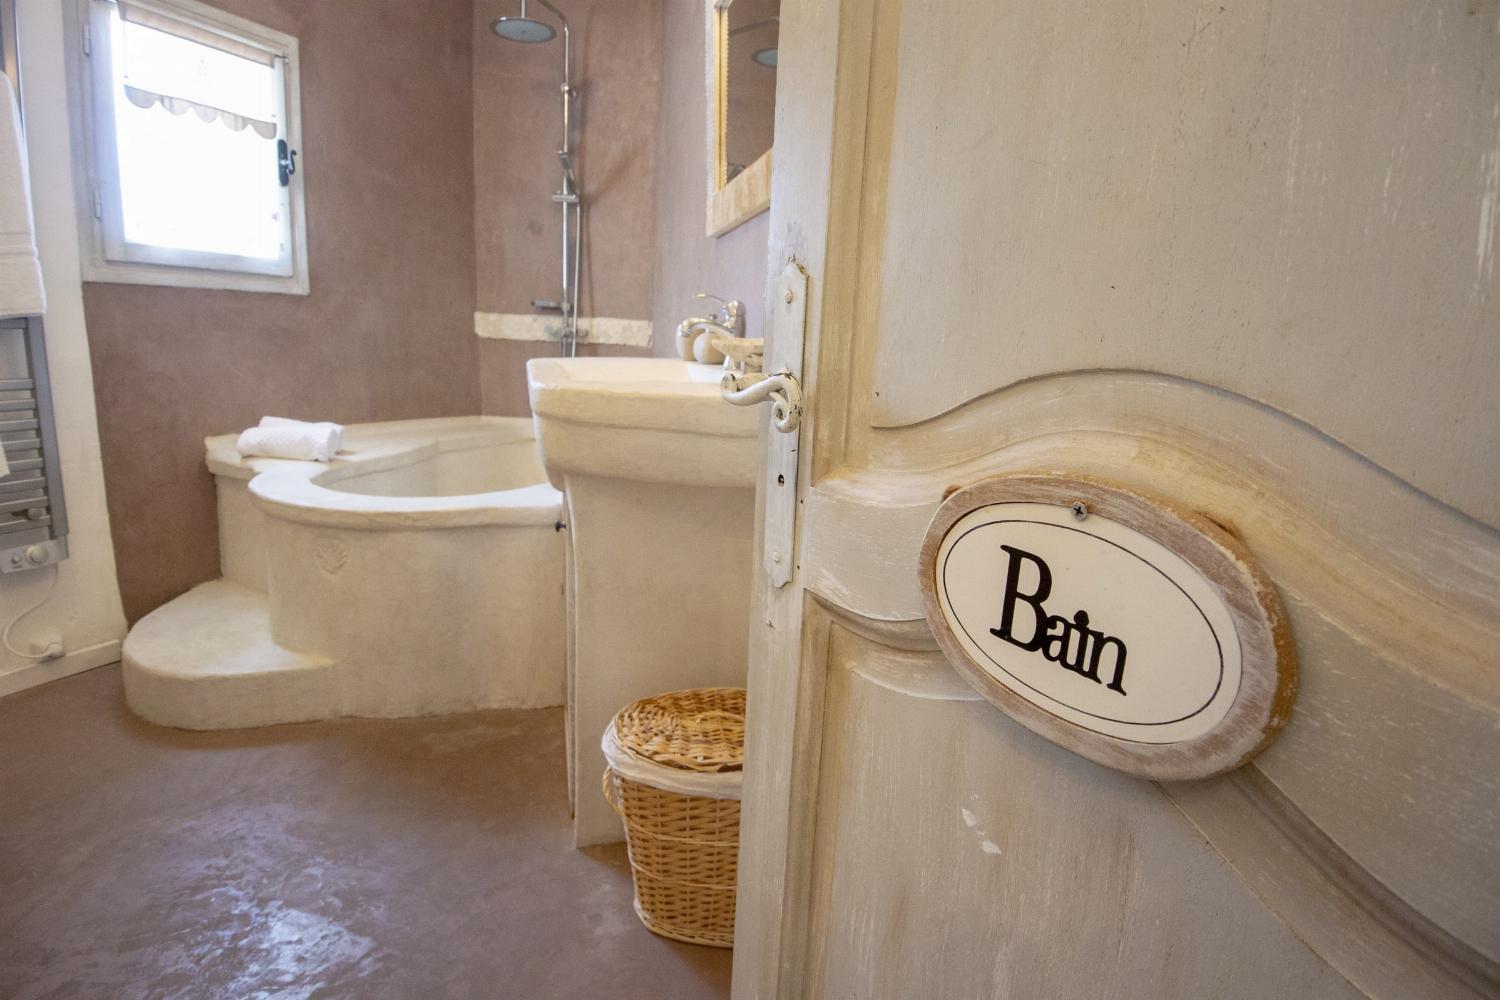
(473, 0), (662, 417)
(80, 0), (772, 619)
(651, 0), (771, 359)
(82, 0), (478, 622)
(475, 0), (775, 419)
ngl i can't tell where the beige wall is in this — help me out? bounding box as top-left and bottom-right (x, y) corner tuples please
(473, 0), (661, 417)
(82, 0), (479, 622)
(651, 0), (770, 357)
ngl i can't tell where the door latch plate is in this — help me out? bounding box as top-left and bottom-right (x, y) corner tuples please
(763, 261), (807, 588)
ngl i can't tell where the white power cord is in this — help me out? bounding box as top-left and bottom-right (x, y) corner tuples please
(2, 564), (59, 660)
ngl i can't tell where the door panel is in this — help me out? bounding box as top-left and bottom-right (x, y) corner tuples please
(795, 373), (1500, 966)
(802, 617), (1366, 1000)
(731, 0), (1500, 997)
(866, 0), (1500, 525)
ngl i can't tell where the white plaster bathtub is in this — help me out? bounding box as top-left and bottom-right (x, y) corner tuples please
(123, 417), (566, 729)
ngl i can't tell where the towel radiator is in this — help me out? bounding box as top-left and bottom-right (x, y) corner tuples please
(0, 316), (67, 573)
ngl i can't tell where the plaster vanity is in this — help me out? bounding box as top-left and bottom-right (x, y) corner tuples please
(528, 357), (760, 846)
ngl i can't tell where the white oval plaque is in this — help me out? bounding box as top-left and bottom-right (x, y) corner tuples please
(919, 475), (1295, 780)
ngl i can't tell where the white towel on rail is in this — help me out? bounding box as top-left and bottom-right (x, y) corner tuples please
(0, 75), (44, 319)
(235, 421), (342, 463)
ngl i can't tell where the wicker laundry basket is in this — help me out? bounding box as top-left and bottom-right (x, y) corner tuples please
(601, 686), (746, 948)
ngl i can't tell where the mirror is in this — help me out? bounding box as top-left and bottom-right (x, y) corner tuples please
(706, 0), (778, 237)
(725, 1), (777, 182)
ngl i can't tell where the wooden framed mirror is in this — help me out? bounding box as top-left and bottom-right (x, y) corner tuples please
(705, 0), (778, 236)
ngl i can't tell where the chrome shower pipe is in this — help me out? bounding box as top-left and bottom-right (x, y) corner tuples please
(526, 0), (580, 356)
(496, 0), (580, 355)
(560, 154), (582, 360)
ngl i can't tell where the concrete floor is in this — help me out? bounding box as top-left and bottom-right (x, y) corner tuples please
(0, 665), (733, 999)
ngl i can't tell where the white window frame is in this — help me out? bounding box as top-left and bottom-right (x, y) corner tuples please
(67, 0), (308, 295)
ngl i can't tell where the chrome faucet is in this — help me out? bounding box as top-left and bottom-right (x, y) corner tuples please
(677, 293), (743, 342)
(677, 294), (763, 371)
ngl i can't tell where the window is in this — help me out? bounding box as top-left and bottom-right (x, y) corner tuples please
(74, 0), (306, 294)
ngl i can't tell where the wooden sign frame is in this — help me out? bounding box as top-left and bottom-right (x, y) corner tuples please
(918, 473), (1297, 781)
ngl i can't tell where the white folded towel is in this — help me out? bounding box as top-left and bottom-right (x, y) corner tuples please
(258, 415), (344, 454)
(0, 75), (44, 319)
(236, 417), (343, 463)
(0, 436), (8, 479)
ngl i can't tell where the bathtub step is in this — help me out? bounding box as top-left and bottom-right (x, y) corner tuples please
(122, 579), (339, 730)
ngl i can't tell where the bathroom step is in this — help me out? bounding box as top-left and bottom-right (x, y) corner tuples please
(122, 579), (339, 730)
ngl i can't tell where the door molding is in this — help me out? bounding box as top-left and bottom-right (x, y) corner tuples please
(1168, 770), (1500, 1000)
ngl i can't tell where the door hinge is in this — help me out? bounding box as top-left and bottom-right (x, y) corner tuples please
(91, 188), (102, 220)
(82, 22), (92, 57)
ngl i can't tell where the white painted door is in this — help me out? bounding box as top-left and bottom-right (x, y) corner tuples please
(731, 2), (1500, 998)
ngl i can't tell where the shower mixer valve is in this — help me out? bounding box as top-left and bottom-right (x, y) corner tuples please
(544, 322), (587, 343)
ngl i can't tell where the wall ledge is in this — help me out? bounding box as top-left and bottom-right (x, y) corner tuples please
(475, 312), (653, 349)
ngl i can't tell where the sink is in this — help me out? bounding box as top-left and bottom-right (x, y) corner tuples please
(527, 357), (759, 488)
(530, 356), (728, 385)
(526, 356), (760, 848)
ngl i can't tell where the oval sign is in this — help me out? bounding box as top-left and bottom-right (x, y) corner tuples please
(919, 475), (1295, 780)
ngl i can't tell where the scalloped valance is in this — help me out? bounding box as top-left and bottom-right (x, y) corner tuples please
(122, 84), (277, 139)
(115, 0), (280, 140)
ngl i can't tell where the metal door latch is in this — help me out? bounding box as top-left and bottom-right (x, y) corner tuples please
(721, 368), (802, 433)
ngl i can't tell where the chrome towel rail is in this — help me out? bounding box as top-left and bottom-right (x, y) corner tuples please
(0, 316), (67, 572)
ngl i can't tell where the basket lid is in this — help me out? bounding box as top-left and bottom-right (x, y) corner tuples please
(611, 687), (745, 773)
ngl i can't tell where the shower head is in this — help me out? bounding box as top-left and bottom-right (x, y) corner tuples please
(493, 0), (561, 42)
(493, 16), (555, 42)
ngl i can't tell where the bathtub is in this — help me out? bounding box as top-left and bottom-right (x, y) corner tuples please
(122, 417), (566, 730)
